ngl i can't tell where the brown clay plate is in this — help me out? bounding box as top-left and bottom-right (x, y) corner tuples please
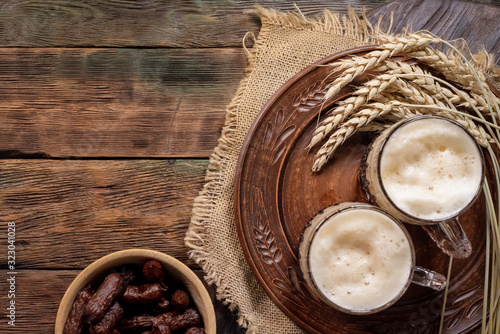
(234, 45), (499, 334)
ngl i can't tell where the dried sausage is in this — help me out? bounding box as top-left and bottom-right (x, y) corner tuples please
(153, 297), (170, 315)
(142, 260), (165, 283)
(122, 283), (164, 304)
(156, 308), (200, 332)
(63, 284), (94, 334)
(85, 273), (125, 323)
(185, 327), (205, 334)
(117, 314), (154, 332)
(171, 290), (189, 311)
(152, 316), (171, 334)
(89, 301), (124, 334)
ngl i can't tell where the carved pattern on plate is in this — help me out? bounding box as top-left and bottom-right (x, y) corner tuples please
(346, 286), (484, 333)
(262, 108), (296, 165)
(251, 186), (319, 308)
(262, 80), (329, 165)
(345, 294), (446, 333)
(272, 267), (310, 308)
(444, 285), (483, 329)
(345, 317), (437, 334)
(292, 80), (329, 113)
(251, 186), (283, 265)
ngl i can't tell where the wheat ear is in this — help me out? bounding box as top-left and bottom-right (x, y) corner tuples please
(312, 103), (394, 171)
(310, 74), (397, 148)
(394, 78), (491, 146)
(314, 31), (498, 171)
(323, 34), (440, 101)
(357, 122), (392, 132)
(409, 47), (500, 111)
(377, 59), (494, 112)
(374, 31), (500, 111)
(371, 79), (491, 146)
(376, 32), (442, 55)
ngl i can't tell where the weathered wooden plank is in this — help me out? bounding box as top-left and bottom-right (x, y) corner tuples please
(367, 0), (500, 65)
(0, 159), (208, 269)
(0, 269), (245, 333)
(0, 48), (246, 158)
(0, 0), (388, 47)
(0, 2), (498, 159)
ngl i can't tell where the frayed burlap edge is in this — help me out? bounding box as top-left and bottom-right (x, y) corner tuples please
(185, 5), (500, 334)
(184, 6), (378, 333)
(250, 5), (375, 40)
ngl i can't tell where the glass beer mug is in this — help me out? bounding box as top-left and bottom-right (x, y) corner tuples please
(299, 203), (446, 315)
(360, 115), (484, 259)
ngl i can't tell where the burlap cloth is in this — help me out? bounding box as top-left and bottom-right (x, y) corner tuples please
(185, 6), (499, 334)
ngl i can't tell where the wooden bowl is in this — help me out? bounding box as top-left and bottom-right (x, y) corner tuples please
(54, 249), (216, 334)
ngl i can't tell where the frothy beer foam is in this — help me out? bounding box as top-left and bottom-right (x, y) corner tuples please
(380, 118), (482, 220)
(309, 208), (412, 312)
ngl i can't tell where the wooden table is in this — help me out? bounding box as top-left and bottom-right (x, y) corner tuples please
(0, 0), (498, 333)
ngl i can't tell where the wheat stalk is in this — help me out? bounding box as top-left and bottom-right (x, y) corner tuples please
(377, 60), (494, 112)
(377, 31), (500, 112)
(323, 34), (441, 101)
(312, 102), (395, 171)
(357, 86), (487, 144)
(310, 74), (397, 148)
(313, 58), (492, 153)
(406, 46), (500, 112)
(325, 31), (498, 110)
(394, 78), (491, 146)
(328, 57), (493, 148)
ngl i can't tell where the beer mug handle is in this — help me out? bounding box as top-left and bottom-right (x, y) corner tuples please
(422, 220), (472, 259)
(412, 266), (446, 291)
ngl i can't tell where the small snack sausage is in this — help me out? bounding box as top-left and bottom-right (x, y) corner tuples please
(142, 260), (165, 283)
(89, 301), (124, 334)
(175, 307), (201, 331)
(153, 297), (170, 315)
(152, 316), (172, 334)
(156, 308), (201, 332)
(171, 290), (189, 311)
(154, 311), (177, 327)
(117, 314), (155, 332)
(185, 327), (205, 334)
(63, 284), (94, 334)
(85, 273), (125, 323)
(122, 283), (164, 304)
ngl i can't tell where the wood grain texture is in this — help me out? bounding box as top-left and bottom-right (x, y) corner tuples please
(367, 0), (500, 65)
(0, 2), (498, 159)
(0, 48), (245, 158)
(0, 269), (245, 334)
(0, 0), (388, 47)
(0, 159), (207, 269)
